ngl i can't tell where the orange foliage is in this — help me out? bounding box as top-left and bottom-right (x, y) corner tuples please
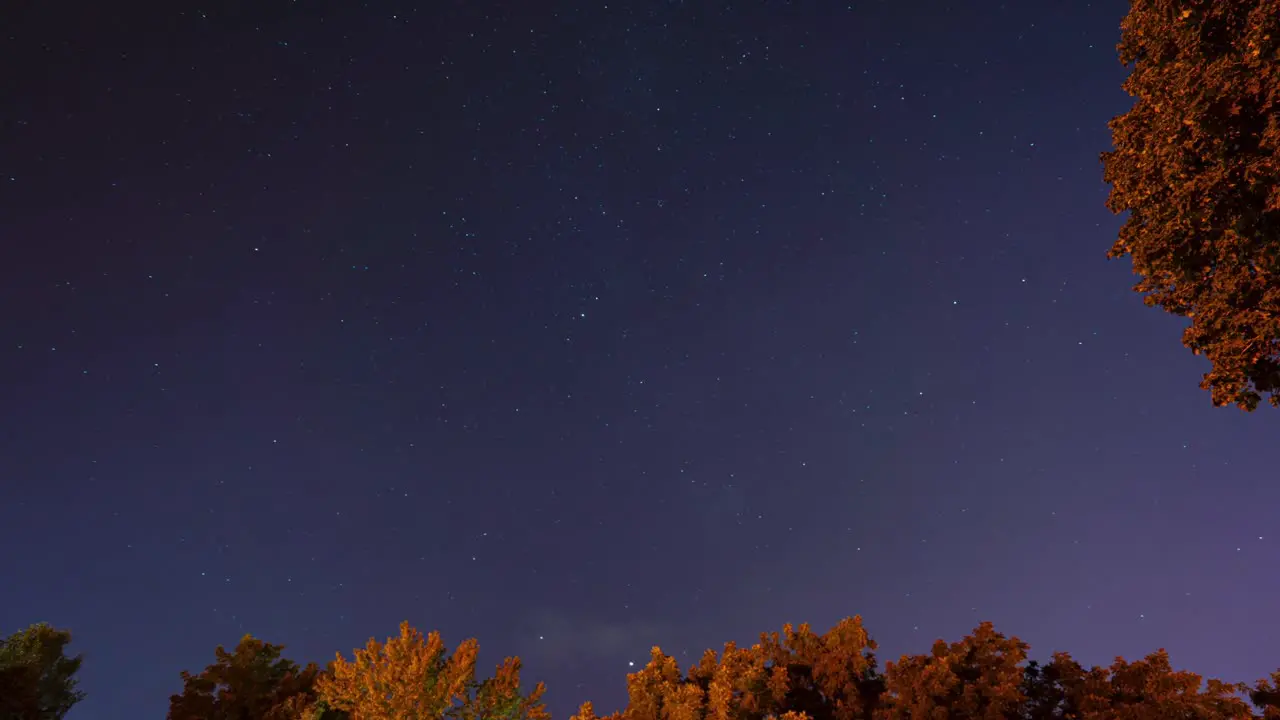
(575, 616), (1274, 719)
(1102, 0), (1280, 409)
(316, 621), (548, 720)
(578, 617), (881, 720)
(160, 614), (1280, 719)
(878, 622), (1027, 720)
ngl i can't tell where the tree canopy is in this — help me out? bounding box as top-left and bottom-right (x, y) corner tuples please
(1102, 0), (1280, 410)
(7, 615), (1280, 718)
(168, 634), (338, 720)
(316, 620), (549, 720)
(575, 617), (1270, 720)
(570, 617), (883, 720)
(0, 623), (84, 720)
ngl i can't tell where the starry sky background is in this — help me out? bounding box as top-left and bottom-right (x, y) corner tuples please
(3, 1), (1278, 718)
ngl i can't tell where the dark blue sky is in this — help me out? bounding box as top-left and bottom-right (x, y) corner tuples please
(3, 1), (1277, 718)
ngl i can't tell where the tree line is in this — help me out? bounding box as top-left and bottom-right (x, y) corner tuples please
(5, 616), (1280, 719)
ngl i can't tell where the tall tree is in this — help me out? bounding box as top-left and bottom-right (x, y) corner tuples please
(316, 621), (548, 720)
(168, 634), (336, 720)
(1102, 0), (1280, 410)
(0, 623), (84, 720)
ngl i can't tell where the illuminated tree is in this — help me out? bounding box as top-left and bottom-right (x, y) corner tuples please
(1252, 670), (1280, 718)
(876, 622), (1027, 719)
(572, 617), (883, 720)
(168, 634), (334, 720)
(316, 621), (548, 720)
(753, 618), (883, 720)
(1071, 650), (1253, 719)
(1102, 0), (1280, 409)
(0, 623), (84, 720)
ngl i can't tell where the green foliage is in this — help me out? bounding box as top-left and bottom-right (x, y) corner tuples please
(1102, 0), (1280, 410)
(168, 634), (341, 720)
(0, 623), (85, 720)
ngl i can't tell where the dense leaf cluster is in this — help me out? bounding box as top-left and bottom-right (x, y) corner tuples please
(0, 624), (83, 720)
(1103, 0), (1280, 409)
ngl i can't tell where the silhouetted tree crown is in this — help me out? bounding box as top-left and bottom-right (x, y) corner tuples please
(0, 623), (84, 720)
(168, 634), (338, 720)
(1102, 0), (1280, 410)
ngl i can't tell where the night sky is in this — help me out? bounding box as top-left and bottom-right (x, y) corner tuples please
(3, 1), (1279, 718)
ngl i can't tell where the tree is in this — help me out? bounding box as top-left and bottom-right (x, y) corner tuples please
(752, 617), (883, 720)
(1252, 670), (1280, 719)
(1101, 0), (1280, 410)
(876, 622), (1027, 719)
(0, 623), (85, 720)
(316, 621), (549, 720)
(1019, 652), (1090, 720)
(168, 634), (338, 720)
(581, 642), (767, 720)
(1071, 650), (1253, 719)
(571, 617), (884, 720)
(574, 616), (1279, 719)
